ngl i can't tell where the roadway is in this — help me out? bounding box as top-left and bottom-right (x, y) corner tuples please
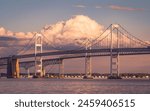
(0, 47), (150, 68)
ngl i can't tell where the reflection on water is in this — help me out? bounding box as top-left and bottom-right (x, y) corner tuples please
(0, 78), (150, 94)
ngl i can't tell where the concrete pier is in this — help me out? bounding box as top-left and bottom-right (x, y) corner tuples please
(7, 57), (20, 78)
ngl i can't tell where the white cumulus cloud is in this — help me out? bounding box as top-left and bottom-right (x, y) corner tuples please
(42, 15), (104, 48)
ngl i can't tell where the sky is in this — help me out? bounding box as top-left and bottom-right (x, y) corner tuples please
(0, 0), (150, 40)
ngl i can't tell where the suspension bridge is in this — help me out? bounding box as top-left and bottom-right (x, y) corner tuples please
(0, 24), (150, 79)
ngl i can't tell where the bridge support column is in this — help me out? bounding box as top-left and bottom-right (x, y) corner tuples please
(110, 54), (119, 76)
(59, 59), (64, 78)
(7, 57), (20, 78)
(84, 41), (92, 79)
(85, 56), (92, 78)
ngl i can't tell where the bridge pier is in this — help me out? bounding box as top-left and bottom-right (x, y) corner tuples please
(7, 57), (20, 78)
(84, 56), (92, 79)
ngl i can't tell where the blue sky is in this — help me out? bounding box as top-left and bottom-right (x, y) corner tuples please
(0, 0), (150, 40)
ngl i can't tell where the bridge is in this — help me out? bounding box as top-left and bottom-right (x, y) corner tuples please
(0, 24), (150, 79)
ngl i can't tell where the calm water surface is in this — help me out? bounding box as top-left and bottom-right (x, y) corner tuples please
(0, 78), (150, 94)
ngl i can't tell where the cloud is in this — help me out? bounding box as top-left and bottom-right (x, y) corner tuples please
(0, 27), (6, 36)
(95, 6), (102, 9)
(7, 30), (14, 36)
(74, 5), (86, 8)
(15, 32), (26, 38)
(0, 27), (34, 38)
(109, 5), (144, 11)
(0, 26), (35, 56)
(41, 15), (104, 49)
(26, 32), (35, 38)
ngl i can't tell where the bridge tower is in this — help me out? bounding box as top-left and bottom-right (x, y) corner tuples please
(110, 24), (120, 78)
(34, 33), (43, 78)
(84, 42), (92, 78)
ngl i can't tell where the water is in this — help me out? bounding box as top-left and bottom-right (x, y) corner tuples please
(0, 78), (150, 94)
